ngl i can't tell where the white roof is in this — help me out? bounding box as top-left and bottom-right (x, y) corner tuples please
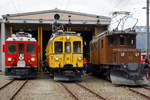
(6, 34), (36, 42)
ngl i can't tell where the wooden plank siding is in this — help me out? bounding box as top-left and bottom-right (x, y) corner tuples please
(90, 33), (141, 65)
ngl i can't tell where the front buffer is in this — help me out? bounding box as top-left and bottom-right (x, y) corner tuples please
(5, 67), (37, 78)
(110, 63), (149, 85)
(54, 70), (82, 81)
(53, 65), (83, 81)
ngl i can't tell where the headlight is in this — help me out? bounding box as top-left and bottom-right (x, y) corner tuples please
(55, 56), (59, 61)
(123, 65), (126, 68)
(78, 56), (82, 60)
(66, 36), (70, 40)
(31, 58), (35, 62)
(8, 57), (12, 61)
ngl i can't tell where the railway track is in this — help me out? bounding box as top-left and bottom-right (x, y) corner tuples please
(127, 87), (150, 100)
(60, 82), (106, 100)
(0, 80), (28, 100)
(0, 80), (15, 90)
(143, 86), (150, 91)
(60, 83), (79, 100)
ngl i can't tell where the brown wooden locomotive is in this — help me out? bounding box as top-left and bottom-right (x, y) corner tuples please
(87, 30), (148, 85)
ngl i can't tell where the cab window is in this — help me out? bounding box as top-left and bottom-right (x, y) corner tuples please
(73, 41), (81, 53)
(26, 44), (36, 54)
(65, 42), (71, 53)
(7, 43), (17, 54)
(108, 36), (117, 45)
(55, 42), (63, 53)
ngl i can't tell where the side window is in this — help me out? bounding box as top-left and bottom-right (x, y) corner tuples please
(73, 41), (81, 53)
(120, 36), (125, 45)
(95, 42), (97, 49)
(128, 37), (134, 45)
(101, 40), (103, 48)
(55, 42), (63, 53)
(65, 42), (71, 53)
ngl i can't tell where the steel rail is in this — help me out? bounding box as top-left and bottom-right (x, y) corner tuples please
(59, 83), (79, 100)
(75, 83), (106, 100)
(128, 88), (150, 99)
(9, 80), (28, 100)
(143, 86), (150, 91)
(0, 80), (15, 90)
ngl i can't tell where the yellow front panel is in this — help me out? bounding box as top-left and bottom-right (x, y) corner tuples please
(72, 54), (83, 67)
(46, 35), (83, 68)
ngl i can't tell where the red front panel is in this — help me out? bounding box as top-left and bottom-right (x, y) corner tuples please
(5, 41), (38, 68)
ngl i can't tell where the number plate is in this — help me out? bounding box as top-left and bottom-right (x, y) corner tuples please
(17, 61), (25, 67)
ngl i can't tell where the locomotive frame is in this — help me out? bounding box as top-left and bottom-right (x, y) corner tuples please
(87, 30), (149, 85)
(44, 31), (84, 81)
(3, 32), (39, 78)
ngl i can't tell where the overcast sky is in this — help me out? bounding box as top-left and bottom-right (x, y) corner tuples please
(0, 0), (147, 26)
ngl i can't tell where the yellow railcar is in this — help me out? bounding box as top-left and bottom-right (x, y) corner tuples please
(45, 32), (83, 81)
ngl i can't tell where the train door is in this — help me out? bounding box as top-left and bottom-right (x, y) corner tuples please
(17, 43), (26, 67)
(98, 39), (101, 64)
(18, 43), (25, 60)
(64, 42), (72, 65)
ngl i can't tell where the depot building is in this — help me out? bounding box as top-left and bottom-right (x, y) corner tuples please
(0, 9), (111, 71)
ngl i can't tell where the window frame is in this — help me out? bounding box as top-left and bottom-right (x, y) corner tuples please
(73, 41), (81, 53)
(26, 43), (36, 54)
(7, 43), (17, 54)
(18, 43), (25, 54)
(120, 36), (125, 46)
(54, 41), (63, 54)
(65, 42), (71, 53)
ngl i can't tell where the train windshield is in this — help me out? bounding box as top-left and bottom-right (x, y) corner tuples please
(19, 43), (24, 54)
(26, 44), (36, 54)
(55, 42), (63, 53)
(7, 43), (17, 54)
(73, 41), (81, 53)
(65, 42), (71, 53)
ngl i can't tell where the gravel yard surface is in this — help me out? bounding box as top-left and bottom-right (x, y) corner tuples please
(80, 74), (150, 100)
(0, 73), (150, 100)
(13, 73), (73, 100)
(60, 82), (101, 100)
(0, 80), (26, 100)
(0, 74), (12, 88)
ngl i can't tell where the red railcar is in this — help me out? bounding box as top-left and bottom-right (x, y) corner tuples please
(141, 53), (150, 64)
(3, 32), (39, 78)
